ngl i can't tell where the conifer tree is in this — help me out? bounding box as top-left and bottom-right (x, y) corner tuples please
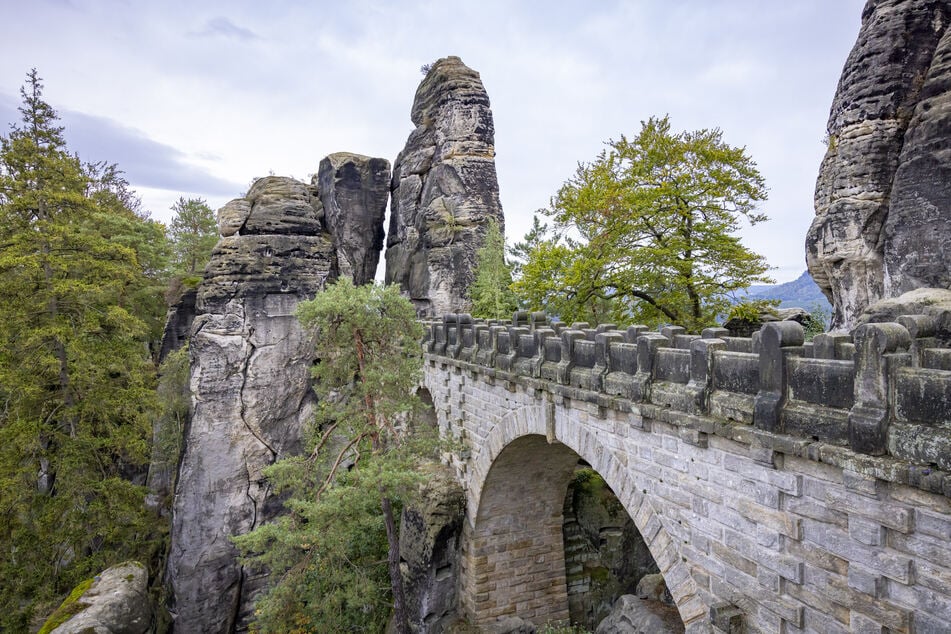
(235, 279), (435, 633)
(0, 70), (160, 628)
(468, 218), (519, 320)
(168, 196), (217, 277)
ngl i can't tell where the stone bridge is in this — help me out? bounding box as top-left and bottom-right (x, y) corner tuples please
(422, 312), (951, 633)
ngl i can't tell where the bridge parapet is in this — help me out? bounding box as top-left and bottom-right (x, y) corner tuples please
(427, 312), (951, 495)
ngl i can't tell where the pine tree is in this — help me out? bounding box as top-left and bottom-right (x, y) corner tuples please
(0, 70), (160, 628)
(168, 196), (218, 277)
(234, 279), (435, 633)
(468, 218), (519, 320)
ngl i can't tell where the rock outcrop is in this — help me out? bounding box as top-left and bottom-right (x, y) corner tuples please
(807, 0), (951, 330)
(857, 287), (951, 345)
(385, 56), (504, 316)
(157, 286), (197, 363)
(399, 464), (466, 633)
(317, 152), (390, 285)
(49, 562), (150, 634)
(167, 166), (391, 632)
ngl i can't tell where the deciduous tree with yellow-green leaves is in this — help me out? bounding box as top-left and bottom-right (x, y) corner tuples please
(514, 116), (772, 332)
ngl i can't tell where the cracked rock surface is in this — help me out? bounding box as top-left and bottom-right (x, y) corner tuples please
(167, 175), (351, 632)
(385, 55), (505, 316)
(807, 0), (951, 330)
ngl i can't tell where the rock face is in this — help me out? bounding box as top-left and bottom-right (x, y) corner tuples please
(399, 464), (466, 633)
(385, 56), (504, 316)
(50, 562), (150, 634)
(318, 152), (391, 285)
(563, 469), (658, 630)
(157, 286), (197, 363)
(167, 168), (387, 632)
(807, 0), (951, 330)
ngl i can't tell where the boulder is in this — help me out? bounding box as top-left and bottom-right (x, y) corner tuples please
(594, 594), (684, 634)
(243, 176), (324, 235)
(807, 0), (951, 330)
(166, 177), (336, 633)
(634, 574), (673, 605)
(722, 305), (818, 338)
(856, 287), (951, 344)
(217, 198), (251, 237)
(317, 152), (391, 284)
(485, 616), (536, 634)
(385, 56), (505, 316)
(49, 562), (150, 634)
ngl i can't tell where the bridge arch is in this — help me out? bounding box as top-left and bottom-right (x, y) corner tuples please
(459, 402), (705, 630)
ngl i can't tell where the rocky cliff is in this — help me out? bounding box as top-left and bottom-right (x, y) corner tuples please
(167, 160), (390, 632)
(807, 0), (951, 330)
(385, 56), (505, 316)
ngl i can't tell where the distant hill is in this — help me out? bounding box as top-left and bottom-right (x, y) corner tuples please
(742, 270), (832, 313)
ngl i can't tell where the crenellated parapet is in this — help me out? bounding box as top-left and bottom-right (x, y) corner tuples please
(426, 311), (951, 497)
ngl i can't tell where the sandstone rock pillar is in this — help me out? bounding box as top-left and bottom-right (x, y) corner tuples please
(385, 56), (505, 316)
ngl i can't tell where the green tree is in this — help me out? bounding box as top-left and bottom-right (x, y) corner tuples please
(468, 219), (518, 320)
(0, 70), (160, 628)
(509, 212), (549, 278)
(235, 279), (435, 633)
(85, 161), (171, 348)
(514, 116), (772, 331)
(168, 196), (217, 277)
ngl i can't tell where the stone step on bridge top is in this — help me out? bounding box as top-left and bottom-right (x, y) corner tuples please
(424, 310), (951, 498)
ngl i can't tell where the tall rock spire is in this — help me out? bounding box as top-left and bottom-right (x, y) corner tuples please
(385, 56), (505, 316)
(167, 157), (390, 632)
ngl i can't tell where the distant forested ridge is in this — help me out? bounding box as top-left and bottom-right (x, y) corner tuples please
(742, 270), (832, 312)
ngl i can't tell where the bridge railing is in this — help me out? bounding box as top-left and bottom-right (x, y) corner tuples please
(424, 311), (951, 475)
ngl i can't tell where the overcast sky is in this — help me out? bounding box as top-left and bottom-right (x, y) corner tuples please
(1, 0), (865, 282)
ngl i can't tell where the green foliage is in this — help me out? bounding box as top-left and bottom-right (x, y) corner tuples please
(169, 196), (217, 277)
(235, 279), (435, 633)
(727, 298), (781, 324)
(0, 70), (161, 629)
(570, 467), (623, 520)
(149, 347), (191, 509)
(513, 116), (772, 332)
(468, 219), (518, 320)
(803, 303), (829, 341)
(509, 212), (549, 278)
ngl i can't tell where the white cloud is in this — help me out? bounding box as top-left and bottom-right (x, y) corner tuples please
(0, 0), (866, 281)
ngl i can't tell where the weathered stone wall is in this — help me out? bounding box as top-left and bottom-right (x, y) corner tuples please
(425, 314), (951, 633)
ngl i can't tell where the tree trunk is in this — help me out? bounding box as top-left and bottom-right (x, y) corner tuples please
(382, 494), (411, 634)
